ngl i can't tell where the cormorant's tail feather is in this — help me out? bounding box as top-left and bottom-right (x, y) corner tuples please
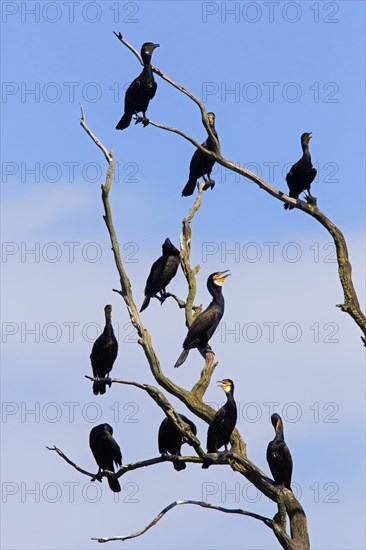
(173, 459), (186, 471)
(181, 178), (196, 197)
(107, 476), (121, 493)
(116, 112), (132, 130)
(140, 296), (150, 312)
(174, 349), (189, 368)
(93, 380), (106, 395)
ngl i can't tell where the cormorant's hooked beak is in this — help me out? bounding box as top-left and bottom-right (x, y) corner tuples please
(214, 270), (231, 285)
(152, 43), (160, 50)
(217, 379), (231, 392)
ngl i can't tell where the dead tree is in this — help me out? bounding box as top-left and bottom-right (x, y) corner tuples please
(49, 35), (366, 550)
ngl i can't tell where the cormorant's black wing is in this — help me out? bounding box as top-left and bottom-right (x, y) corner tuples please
(124, 77), (143, 112)
(266, 440), (293, 489)
(206, 407), (225, 452)
(144, 255), (166, 296)
(184, 305), (222, 348)
(105, 430), (122, 468)
(181, 149), (202, 196)
(286, 162), (301, 198)
(90, 334), (103, 377)
(179, 414), (197, 436)
(309, 167), (317, 184)
(158, 417), (179, 454)
(147, 79), (157, 100)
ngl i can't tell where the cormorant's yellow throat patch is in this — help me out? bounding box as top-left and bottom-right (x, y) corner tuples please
(213, 270), (230, 286)
(218, 379), (231, 393)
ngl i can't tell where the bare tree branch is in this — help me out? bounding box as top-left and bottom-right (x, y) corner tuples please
(49, 440), (257, 486)
(179, 182), (204, 327)
(46, 445), (98, 480)
(80, 103), (112, 164)
(47, 444), (204, 479)
(91, 499), (293, 547)
(191, 351), (217, 399)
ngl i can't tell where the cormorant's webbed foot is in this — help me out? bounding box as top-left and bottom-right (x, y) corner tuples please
(198, 345), (214, 359)
(159, 290), (168, 305)
(134, 114), (150, 127)
(154, 290), (168, 305)
(217, 450), (231, 460)
(105, 376), (112, 388)
(305, 193), (317, 205)
(203, 178), (215, 191)
(91, 468), (103, 482)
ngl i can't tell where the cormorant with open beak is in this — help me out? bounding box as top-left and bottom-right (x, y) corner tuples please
(174, 271), (230, 368)
(202, 379), (237, 469)
(116, 42), (160, 130)
(284, 132), (317, 210)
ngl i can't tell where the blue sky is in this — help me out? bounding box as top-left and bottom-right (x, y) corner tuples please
(1, 1), (365, 549)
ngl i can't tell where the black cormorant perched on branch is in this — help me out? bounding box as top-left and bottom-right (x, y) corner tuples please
(158, 414), (197, 471)
(90, 305), (118, 395)
(182, 112), (219, 196)
(140, 238), (180, 312)
(174, 271), (230, 368)
(89, 423), (122, 492)
(116, 42), (159, 130)
(284, 132), (317, 210)
(266, 413), (293, 490)
(202, 379), (237, 469)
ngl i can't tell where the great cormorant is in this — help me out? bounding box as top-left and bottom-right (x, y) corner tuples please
(284, 132), (317, 210)
(116, 42), (159, 130)
(182, 112), (219, 196)
(266, 413), (293, 490)
(174, 271), (230, 368)
(140, 238), (180, 312)
(158, 414), (197, 471)
(202, 379), (237, 469)
(90, 305), (118, 395)
(89, 423), (122, 492)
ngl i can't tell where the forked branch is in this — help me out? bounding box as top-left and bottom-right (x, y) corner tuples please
(92, 499), (292, 548)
